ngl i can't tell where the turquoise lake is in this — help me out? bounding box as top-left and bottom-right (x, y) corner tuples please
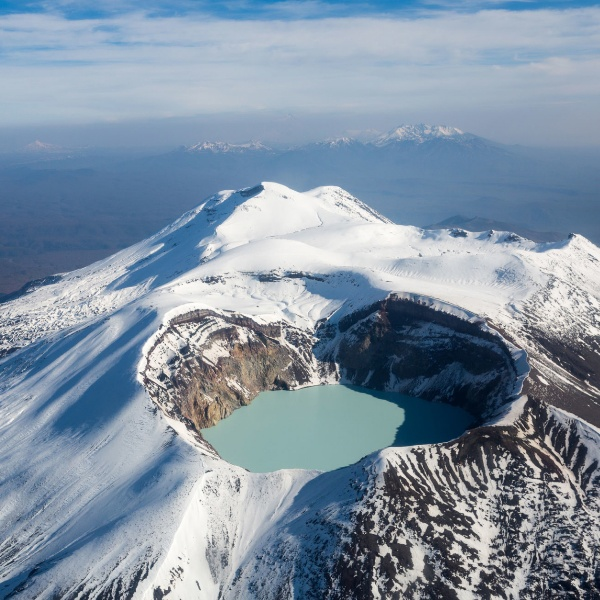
(201, 385), (474, 472)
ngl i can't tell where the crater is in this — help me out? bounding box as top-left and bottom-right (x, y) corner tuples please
(141, 295), (523, 465)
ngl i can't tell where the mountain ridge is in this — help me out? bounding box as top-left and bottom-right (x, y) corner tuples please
(181, 123), (484, 154)
(371, 123), (468, 146)
(183, 140), (272, 153)
(424, 215), (566, 243)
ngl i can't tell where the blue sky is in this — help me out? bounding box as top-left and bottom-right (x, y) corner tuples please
(0, 0), (599, 21)
(0, 1), (599, 19)
(1, 0), (599, 146)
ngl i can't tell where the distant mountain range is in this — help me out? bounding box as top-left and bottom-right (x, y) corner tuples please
(179, 123), (487, 154)
(424, 215), (564, 243)
(163, 123), (593, 243)
(372, 123), (468, 145)
(184, 140), (273, 153)
(1, 123), (598, 297)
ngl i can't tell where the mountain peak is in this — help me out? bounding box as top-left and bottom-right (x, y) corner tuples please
(23, 140), (64, 153)
(316, 137), (359, 148)
(199, 182), (390, 249)
(372, 124), (466, 146)
(184, 140), (270, 153)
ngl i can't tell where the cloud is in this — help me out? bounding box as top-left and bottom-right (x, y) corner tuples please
(0, 6), (599, 145)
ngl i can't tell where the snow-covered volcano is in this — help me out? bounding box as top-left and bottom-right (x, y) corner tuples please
(371, 124), (467, 146)
(1, 183), (599, 599)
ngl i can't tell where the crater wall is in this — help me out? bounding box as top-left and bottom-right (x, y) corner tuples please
(142, 296), (522, 436)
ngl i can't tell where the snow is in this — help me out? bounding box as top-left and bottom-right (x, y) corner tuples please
(488, 395), (529, 427)
(23, 140), (65, 153)
(372, 123), (466, 146)
(315, 137), (358, 148)
(0, 181), (599, 598)
(185, 141), (270, 153)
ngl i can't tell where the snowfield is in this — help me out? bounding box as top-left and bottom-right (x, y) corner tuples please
(0, 182), (599, 599)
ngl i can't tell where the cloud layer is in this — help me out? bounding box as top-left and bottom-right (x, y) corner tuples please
(1, 5), (599, 144)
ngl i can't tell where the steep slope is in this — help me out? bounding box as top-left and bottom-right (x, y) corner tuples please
(0, 182), (598, 599)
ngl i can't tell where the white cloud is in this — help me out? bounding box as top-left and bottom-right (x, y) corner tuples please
(0, 7), (599, 144)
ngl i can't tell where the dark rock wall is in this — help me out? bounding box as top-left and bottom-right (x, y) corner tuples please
(521, 324), (600, 429)
(321, 296), (520, 421)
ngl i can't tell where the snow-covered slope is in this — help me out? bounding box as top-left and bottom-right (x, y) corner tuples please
(184, 141), (271, 153)
(0, 182), (599, 599)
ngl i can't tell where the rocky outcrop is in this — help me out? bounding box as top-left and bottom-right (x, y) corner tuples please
(142, 309), (335, 432)
(320, 295), (522, 422)
(519, 322), (600, 428)
(330, 398), (600, 599)
(213, 398), (600, 600)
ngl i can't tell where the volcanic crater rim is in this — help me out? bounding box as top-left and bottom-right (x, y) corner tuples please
(140, 294), (528, 460)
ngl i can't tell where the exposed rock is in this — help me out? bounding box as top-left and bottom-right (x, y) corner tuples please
(331, 398), (600, 599)
(141, 294), (600, 599)
(142, 309), (334, 432)
(217, 399), (600, 599)
(321, 295), (520, 420)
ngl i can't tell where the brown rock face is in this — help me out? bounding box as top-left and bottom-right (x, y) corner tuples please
(142, 309), (333, 432)
(180, 328), (308, 429)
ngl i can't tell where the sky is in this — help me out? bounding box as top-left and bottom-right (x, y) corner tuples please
(1, 0), (599, 148)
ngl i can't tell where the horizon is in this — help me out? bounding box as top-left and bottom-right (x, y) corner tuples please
(4, 117), (600, 154)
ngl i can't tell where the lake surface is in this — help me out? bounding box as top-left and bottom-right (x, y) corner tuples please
(201, 385), (474, 472)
